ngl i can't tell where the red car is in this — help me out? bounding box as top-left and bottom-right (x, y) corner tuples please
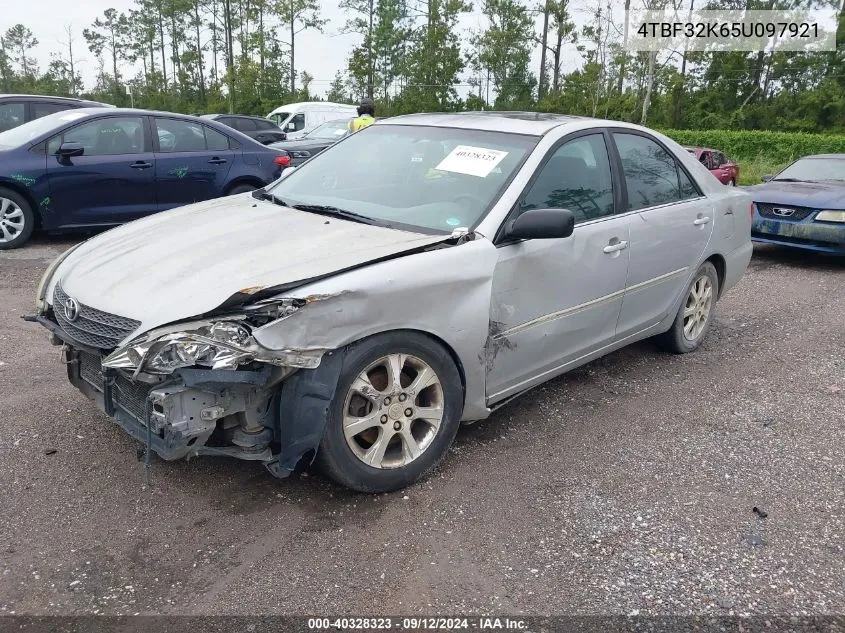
(686, 147), (739, 186)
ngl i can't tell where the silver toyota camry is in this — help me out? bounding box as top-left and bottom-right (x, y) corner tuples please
(31, 112), (753, 492)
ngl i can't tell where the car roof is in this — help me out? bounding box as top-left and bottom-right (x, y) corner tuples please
(685, 146), (721, 153)
(202, 113), (271, 121)
(0, 94), (107, 105)
(58, 108), (275, 148)
(379, 111), (589, 136)
(71, 107), (261, 123)
(801, 154), (845, 160)
(267, 102), (357, 115)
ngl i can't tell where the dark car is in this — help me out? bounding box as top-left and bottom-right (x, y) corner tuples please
(0, 94), (112, 133)
(685, 146), (740, 186)
(269, 118), (351, 166)
(201, 114), (287, 145)
(0, 108), (291, 249)
(748, 154), (845, 254)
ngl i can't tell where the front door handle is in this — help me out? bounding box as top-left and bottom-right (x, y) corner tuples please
(603, 240), (629, 254)
(208, 157), (227, 164)
(694, 216), (711, 226)
(130, 161), (152, 169)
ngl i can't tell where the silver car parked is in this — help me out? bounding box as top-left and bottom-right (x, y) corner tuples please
(32, 112), (753, 492)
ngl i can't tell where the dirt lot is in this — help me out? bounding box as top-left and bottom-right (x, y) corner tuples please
(0, 237), (843, 617)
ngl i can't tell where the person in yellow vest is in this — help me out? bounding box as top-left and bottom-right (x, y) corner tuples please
(348, 98), (375, 133)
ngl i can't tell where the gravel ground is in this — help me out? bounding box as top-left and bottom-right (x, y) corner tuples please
(0, 236), (843, 617)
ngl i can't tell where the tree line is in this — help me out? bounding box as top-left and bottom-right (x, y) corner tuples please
(1, 0), (843, 132)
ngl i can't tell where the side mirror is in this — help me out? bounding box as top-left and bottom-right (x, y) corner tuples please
(761, 174), (774, 182)
(506, 208), (575, 240)
(57, 142), (84, 158)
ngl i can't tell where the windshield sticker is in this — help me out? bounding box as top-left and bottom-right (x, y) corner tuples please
(446, 217), (461, 226)
(435, 145), (508, 178)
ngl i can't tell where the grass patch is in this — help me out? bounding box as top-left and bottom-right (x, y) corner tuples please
(737, 156), (789, 186)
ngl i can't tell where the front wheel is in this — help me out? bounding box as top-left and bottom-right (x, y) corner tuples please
(0, 187), (35, 250)
(657, 261), (719, 354)
(315, 332), (463, 493)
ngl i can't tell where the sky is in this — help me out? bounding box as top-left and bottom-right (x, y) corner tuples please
(2, 0), (586, 104)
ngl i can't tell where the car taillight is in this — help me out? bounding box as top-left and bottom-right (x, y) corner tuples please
(749, 203), (755, 220)
(274, 155), (291, 167)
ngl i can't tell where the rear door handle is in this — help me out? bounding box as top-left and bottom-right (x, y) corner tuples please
(208, 157), (227, 164)
(130, 161), (152, 169)
(603, 240), (629, 254)
(694, 216), (711, 226)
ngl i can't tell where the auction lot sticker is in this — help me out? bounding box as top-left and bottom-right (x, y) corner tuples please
(436, 145), (508, 178)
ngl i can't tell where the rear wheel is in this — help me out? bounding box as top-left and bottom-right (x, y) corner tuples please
(315, 332), (463, 493)
(657, 261), (719, 354)
(226, 183), (257, 196)
(0, 187), (35, 250)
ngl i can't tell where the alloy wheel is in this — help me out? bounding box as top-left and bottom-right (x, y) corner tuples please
(0, 197), (25, 244)
(683, 275), (713, 341)
(342, 353), (444, 469)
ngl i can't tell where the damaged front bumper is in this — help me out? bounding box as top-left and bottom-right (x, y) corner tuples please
(34, 314), (323, 478)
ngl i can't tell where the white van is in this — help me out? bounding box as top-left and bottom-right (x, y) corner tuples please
(266, 102), (358, 140)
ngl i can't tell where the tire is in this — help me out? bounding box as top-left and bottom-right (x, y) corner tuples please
(0, 187), (35, 250)
(226, 183), (257, 196)
(657, 261), (719, 354)
(315, 331), (463, 493)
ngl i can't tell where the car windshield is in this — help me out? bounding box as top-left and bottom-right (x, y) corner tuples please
(775, 157), (845, 182)
(306, 119), (350, 140)
(267, 124), (537, 233)
(0, 110), (89, 148)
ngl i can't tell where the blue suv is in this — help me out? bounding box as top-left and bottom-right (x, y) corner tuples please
(0, 108), (290, 248)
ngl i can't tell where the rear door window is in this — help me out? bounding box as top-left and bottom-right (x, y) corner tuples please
(205, 126), (230, 151)
(613, 132), (700, 211)
(33, 102), (71, 119)
(154, 118), (207, 152)
(233, 117), (257, 132)
(0, 102), (26, 132)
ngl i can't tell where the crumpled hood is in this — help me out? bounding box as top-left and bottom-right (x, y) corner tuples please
(50, 194), (447, 331)
(747, 181), (845, 208)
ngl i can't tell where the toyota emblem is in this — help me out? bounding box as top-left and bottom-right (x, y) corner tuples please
(64, 297), (80, 322)
(772, 207), (795, 217)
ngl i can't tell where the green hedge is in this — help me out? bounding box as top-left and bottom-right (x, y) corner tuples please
(659, 129), (845, 163)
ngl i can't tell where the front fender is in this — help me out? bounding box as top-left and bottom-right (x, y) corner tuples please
(252, 237), (500, 421)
